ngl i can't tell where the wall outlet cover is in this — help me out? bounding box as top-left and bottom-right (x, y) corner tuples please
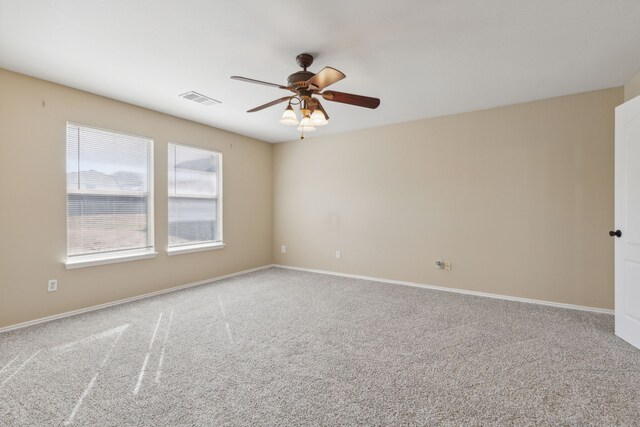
(48, 279), (58, 292)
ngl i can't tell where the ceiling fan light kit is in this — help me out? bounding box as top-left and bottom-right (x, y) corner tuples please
(310, 109), (328, 126)
(279, 104), (299, 126)
(232, 53), (380, 140)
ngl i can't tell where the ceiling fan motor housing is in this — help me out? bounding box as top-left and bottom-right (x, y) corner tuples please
(288, 71), (314, 88)
(289, 53), (316, 88)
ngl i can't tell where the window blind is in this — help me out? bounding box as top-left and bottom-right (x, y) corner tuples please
(66, 123), (153, 258)
(168, 143), (220, 247)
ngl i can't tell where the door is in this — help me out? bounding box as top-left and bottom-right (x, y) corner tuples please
(615, 95), (640, 350)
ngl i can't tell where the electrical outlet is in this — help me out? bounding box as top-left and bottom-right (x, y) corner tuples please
(48, 279), (58, 292)
(435, 260), (443, 270)
(336, 250), (341, 259)
(281, 245), (286, 254)
(444, 261), (452, 271)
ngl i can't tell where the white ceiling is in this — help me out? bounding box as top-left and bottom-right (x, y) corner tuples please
(1, 0), (640, 143)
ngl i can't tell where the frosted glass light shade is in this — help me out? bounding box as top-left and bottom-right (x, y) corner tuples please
(279, 106), (299, 126)
(297, 116), (316, 132)
(310, 109), (328, 126)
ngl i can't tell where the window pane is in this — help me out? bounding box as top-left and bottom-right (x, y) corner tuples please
(173, 145), (218, 196)
(168, 143), (221, 249)
(66, 123), (153, 258)
(67, 194), (149, 256)
(67, 125), (148, 192)
(168, 197), (217, 246)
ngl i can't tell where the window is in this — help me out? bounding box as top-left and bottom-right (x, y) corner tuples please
(66, 123), (155, 268)
(168, 143), (222, 254)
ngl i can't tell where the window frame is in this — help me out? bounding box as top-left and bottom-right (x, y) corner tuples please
(166, 142), (224, 255)
(64, 122), (156, 269)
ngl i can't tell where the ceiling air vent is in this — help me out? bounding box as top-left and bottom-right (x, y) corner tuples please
(179, 91), (221, 106)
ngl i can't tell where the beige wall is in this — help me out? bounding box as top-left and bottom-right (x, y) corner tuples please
(273, 88), (622, 309)
(0, 67), (623, 328)
(625, 68), (640, 101)
(0, 69), (273, 328)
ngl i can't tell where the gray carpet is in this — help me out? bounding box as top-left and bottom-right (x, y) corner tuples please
(1, 267), (639, 426)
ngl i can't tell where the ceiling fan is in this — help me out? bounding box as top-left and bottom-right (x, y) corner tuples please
(231, 53), (380, 139)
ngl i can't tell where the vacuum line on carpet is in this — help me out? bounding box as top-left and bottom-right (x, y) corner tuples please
(63, 325), (128, 425)
(0, 355), (19, 376)
(100, 325), (128, 367)
(0, 350), (40, 389)
(155, 311), (174, 383)
(64, 373), (98, 426)
(217, 295), (227, 319)
(133, 313), (163, 395)
(148, 312), (164, 350)
(218, 297), (233, 344)
(51, 324), (130, 353)
(225, 322), (234, 345)
(133, 353), (150, 395)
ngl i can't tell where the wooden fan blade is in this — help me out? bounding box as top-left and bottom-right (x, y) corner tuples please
(231, 76), (289, 90)
(321, 91), (380, 109)
(247, 96), (293, 113)
(306, 67), (346, 90)
(313, 99), (330, 120)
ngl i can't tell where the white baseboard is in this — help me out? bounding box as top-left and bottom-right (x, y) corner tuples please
(0, 264), (275, 334)
(1, 262), (612, 334)
(273, 264), (614, 315)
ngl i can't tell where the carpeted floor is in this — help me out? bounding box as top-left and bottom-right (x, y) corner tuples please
(1, 267), (639, 426)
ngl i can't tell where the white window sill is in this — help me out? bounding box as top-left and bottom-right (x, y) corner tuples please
(167, 242), (226, 256)
(65, 250), (158, 269)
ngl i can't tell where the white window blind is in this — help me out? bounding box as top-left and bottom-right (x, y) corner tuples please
(66, 123), (153, 259)
(168, 143), (221, 248)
